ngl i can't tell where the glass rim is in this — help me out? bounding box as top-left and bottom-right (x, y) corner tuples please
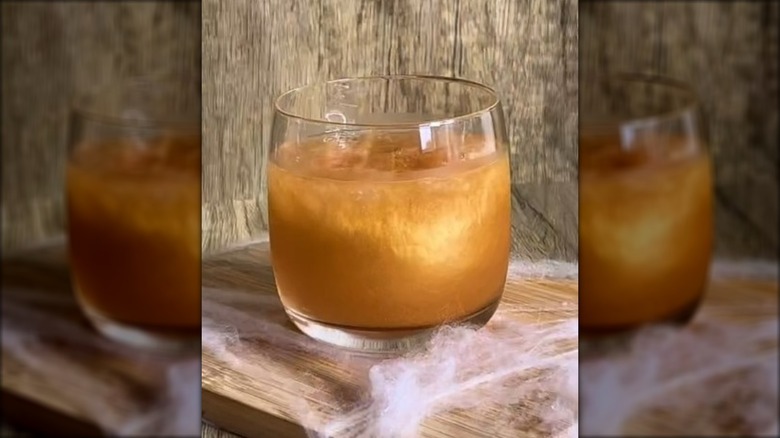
(71, 75), (201, 131)
(584, 72), (700, 130)
(274, 74), (501, 128)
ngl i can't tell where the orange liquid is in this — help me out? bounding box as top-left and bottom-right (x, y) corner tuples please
(579, 131), (713, 330)
(268, 132), (511, 329)
(67, 134), (201, 331)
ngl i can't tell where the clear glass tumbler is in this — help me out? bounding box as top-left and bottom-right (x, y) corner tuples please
(268, 75), (512, 351)
(66, 78), (201, 350)
(579, 73), (714, 334)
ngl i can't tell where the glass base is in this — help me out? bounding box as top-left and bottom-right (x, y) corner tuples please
(580, 295), (703, 358)
(83, 305), (199, 353)
(285, 299), (501, 353)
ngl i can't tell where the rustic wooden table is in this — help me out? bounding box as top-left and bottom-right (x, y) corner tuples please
(201, 256), (777, 438)
(201, 240), (578, 438)
(203, 422), (240, 438)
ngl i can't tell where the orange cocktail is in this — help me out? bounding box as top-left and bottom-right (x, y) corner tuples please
(580, 131), (713, 330)
(269, 76), (511, 350)
(68, 133), (200, 348)
(269, 132), (510, 329)
(579, 74), (714, 333)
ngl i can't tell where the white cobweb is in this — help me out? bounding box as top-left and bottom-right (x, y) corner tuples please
(581, 260), (779, 437)
(203, 250), (778, 438)
(202, 255), (580, 438)
(5, 236), (775, 437)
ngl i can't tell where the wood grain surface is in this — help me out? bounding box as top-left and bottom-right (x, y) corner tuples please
(580, 0), (779, 259)
(0, 1), (201, 252)
(201, 241), (777, 438)
(202, 0), (579, 253)
(201, 240), (578, 438)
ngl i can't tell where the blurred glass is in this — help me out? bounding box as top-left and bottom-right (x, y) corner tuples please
(580, 73), (714, 334)
(268, 75), (511, 351)
(66, 78), (201, 350)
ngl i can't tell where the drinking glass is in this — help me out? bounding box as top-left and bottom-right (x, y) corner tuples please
(579, 73), (714, 334)
(66, 78), (201, 350)
(268, 75), (511, 351)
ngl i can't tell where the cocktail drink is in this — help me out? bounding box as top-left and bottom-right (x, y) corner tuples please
(269, 76), (511, 350)
(579, 74), (714, 333)
(67, 80), (201, 349)
(269, 132), (510, 328)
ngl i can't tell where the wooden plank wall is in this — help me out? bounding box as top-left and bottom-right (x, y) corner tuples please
(1, 1), (201, 251)
(580, 1), (779, 259)
(202, 0), (580, 259)
(4, 1), (777, 258)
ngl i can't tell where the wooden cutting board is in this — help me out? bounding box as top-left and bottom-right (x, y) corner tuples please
(201, 239), (579, 438)
(202, 241), (778, 438)
(6, 239), (771, 437)
(580, 268), (778, 436)
(0, 240), (201, 437)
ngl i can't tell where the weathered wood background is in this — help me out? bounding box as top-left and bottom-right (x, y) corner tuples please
(202, 0), (580, 259)
(0, 1), (201, 252)
(580, 1), (779, 259)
